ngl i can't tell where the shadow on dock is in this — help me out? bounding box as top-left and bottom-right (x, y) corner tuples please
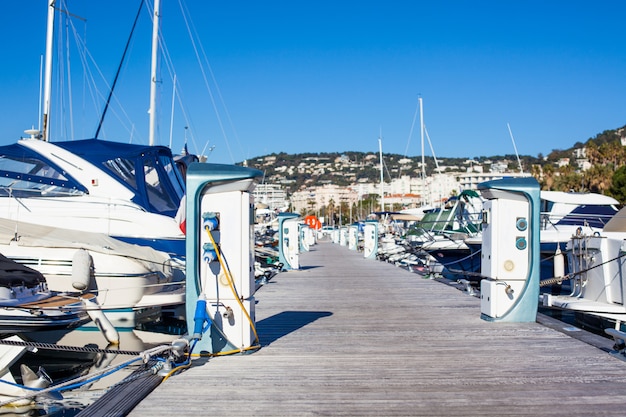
(295, 265), (321, 270)
(256, 310), (332, 346)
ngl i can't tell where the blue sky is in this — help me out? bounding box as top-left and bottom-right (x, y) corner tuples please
(1, 1), (626, 164)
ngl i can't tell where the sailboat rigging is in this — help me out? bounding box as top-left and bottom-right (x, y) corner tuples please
(94, 2), (144, 139)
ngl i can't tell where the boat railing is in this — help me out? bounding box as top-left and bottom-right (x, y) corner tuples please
(541, 211), (617, 231)
(566, 234), (596, 298)
(0, 184), (85, 198)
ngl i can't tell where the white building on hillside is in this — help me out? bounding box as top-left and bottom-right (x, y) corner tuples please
(253, 183), (289, 211)
(457, 172), (531, 191)
(290, 184), (359, 217)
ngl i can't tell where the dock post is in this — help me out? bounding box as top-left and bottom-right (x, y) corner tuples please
(185, 163), (263, 354)
(478, 177), (540, 322)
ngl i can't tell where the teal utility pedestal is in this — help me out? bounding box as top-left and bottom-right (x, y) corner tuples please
(348, 225), (358, 250)
(277, 213), (300, 270)
(479, 177), (540, 322)
(363, 220), (379, 259)
(185, 163), (263, 354)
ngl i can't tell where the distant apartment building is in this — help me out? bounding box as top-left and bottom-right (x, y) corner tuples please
(352, 173), (459, 208)
(457, 171), (531, 191)
(253, 183), (289, 211)
(290, 184), (359, 215)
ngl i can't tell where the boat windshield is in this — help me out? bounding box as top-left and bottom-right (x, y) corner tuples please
(48, 139), (186, 217)
(553, 205), (618, 229)
(101, 149), (185, 217)
(143, 156), (183, 214)
(0, 145), (86, 198)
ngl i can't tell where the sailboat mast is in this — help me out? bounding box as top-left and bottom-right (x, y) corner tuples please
(42, 1), (55, 141)
(379, 135), (384, 212)
(419, 97), (425, 205)
(149, 0), (161, 146)
(507, 123), (524, 173)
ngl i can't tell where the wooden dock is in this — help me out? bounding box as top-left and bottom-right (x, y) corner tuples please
(129, 240), (626, 416)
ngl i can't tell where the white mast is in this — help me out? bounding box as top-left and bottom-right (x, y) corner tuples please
(378, 134), (384, 212)
(149, 0), (161, 146)
(419, 96), (425, 205)
(42, 1), (55, 141)
(507, 123), (524, 173)
(168, 74), (176, 148)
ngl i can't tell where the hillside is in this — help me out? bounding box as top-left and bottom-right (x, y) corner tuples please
(244, 152), (540, 194)
(241, 124), (626, 196)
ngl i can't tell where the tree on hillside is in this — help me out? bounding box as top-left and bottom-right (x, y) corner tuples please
(582, 164), (613, 194)
(585, 141), (599, 164)
(608, 165), (626, 203)
(540, 164), (555, 190)
(327, 199), (335, 226)
(530, 164), (542, 186)
(552, 165), (582, 192)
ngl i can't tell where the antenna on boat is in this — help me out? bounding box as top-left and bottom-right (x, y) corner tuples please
(507, 123), (524, 173)
(24, 128), (41, 140)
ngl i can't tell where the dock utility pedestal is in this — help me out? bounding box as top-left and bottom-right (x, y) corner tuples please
(185, 163), (263, 354)
(479, 177), (540, 322)
(348, 225), (358, 250)
(277, 213), (300, 270)
(363, 221), (378, 259)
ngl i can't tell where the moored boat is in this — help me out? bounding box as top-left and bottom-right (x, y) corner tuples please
(0, 218), (183, 327)
(416, 190), (484, 280)
(463, 190), (619, 286)
(0, 254), (90, 334)
(0, 138), (187, 259)
(541, 207), (626, 323)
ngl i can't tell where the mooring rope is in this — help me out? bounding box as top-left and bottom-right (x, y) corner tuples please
(539, 250), (626, 287)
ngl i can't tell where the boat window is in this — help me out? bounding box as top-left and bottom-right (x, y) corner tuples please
(159, 154), (185, 199)
(103, 157), (138, 190)
(557, 205), (619, 228)
(143, 158), (179, 214)
(0, 154), (84, 197)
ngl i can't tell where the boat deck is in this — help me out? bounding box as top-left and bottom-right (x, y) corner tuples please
(129, 240), (626, 416)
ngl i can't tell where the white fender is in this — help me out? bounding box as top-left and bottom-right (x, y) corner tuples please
(72, 249), (93, 291)
(553, 246), (564, 278)
(82, 297), (119, 345)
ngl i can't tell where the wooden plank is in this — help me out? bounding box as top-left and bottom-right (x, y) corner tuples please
(129, 240), (626, 417)
(20, 292), (93, 308)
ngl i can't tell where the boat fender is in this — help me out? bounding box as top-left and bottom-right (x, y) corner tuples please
(192, 299), (212, 341)
(81, 297), (119, 345)
(19, 365), (62, 400)
(72, 249), (93, 292)
(553, 246), (565, 278)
